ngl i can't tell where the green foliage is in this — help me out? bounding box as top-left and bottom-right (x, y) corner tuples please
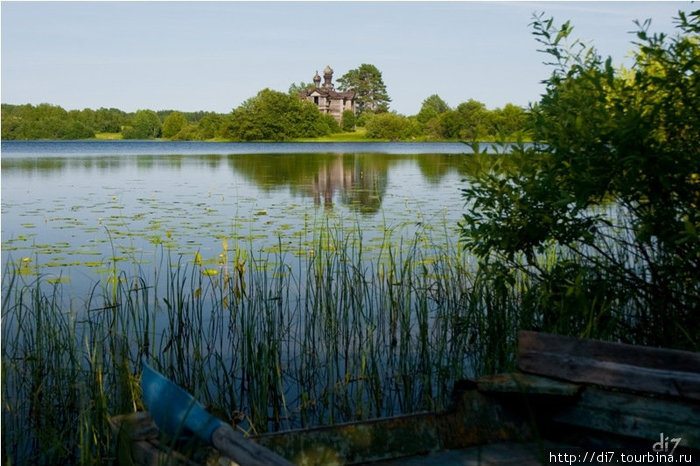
(337, 64), (391, 115)
(454, 100), (491, 140)
(93, 107), (127, 133)
(354, 111), (372, 128)
(221, 88), (335, 141)
(161, 111), (187, 138)
(341, 109), (356, 132)
(122, 109), (162, 139)
(161, 111), (226, 140)
(196, 113), (224, 139)
(0, 104), (224, 140)
(3, 218), (488, 463)
(491, 104), (532, 140)
(413, 97), (531, 142)
(288, 81), (315, 95)
(416, 94), (450, 124)
(0, 78), (529, 142)
(322, 113), (341, 133)
(1, 103), (95, 139)
(459, 10), (700, 350)
(364, 112), (421, 140)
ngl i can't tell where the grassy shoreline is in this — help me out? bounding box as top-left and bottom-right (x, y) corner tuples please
(93, 128), (378, 142)
(88, 128), (522, 143)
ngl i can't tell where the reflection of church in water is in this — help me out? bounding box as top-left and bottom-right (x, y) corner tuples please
(308, 155), (386, 214)
(226, 152), (388, 214)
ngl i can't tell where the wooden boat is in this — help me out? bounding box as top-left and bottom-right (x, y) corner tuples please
(111, 331), (700, 465)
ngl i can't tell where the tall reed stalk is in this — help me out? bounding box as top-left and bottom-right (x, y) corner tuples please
(2, 219), (529, 465)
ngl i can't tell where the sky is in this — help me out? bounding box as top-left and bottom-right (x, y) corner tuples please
(1, 1), (695, 116)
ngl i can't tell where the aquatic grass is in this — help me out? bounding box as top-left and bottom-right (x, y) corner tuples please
(3, 221), (649, 463)
(3, 217), (537, 465)
(2, 271), (130, 464)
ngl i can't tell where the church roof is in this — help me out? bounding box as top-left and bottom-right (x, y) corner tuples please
(302, 87), (356, 99)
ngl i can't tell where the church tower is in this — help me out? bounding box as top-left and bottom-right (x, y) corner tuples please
(323, 65), (334, 90)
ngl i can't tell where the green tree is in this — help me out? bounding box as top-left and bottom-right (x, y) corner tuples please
(491, 104), (531, 140)
(169, 124), (199, 140)
(288, 81), (315, 96)
(123, 109), (162, 139)
(337, 64), (391, 115)
(94, 107), (126, 133)
(416, 94), (450, 124)
(365, 112), (420, 140)
(432, 110), (457, 139)
(162, 111), (187, 138)
(459, 11), (700, 349)
(341, 109), (356, 132)
(454, 99), (492, 140)
(1, 104), (22, 139)
(222, 88), (334, 141)
(0, 103), (95, 139)
(196, 113), (224, 139)
(62, 117), (95, 139)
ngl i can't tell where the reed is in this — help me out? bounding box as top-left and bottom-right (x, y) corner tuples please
(2, 217), (643, 465)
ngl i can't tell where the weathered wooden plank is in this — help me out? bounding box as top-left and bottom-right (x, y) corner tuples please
(517, 350), (700, 400)
(517, 331), (700, 400)
(551, 387), (700, 445)
(476, 373), (581, 397)
(212, 424), (292, 466)
(518, 330), (700, 372)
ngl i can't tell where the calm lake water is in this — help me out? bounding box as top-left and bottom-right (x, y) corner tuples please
(2, 140), (488, 297)
(3, 140), (520, 447)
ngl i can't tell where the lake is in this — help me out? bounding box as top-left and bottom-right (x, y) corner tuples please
(2, 140), (486, 295)
(2, 140), (506, 440)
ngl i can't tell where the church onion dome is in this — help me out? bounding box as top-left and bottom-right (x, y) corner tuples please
(313, 71), (321, 84)
(323, 65), (333, 75)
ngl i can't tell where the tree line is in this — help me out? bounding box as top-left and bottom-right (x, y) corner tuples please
(2, 65), (532, 141)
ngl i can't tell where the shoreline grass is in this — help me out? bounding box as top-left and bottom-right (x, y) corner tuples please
(81, 129), (532, 143)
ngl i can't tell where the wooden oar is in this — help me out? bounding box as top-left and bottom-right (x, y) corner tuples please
(141, 360), (292, 465)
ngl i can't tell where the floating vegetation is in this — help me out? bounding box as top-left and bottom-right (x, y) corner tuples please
(45, 260), (83, 268)
(3, 218), (517, 466)
(46, 277), (70, 284)
(2, 148), (487, 464)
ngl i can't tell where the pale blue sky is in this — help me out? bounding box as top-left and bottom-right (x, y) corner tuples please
(1, 1), (694, 115)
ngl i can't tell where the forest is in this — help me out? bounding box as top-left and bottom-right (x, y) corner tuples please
(1, 67), (532, 142)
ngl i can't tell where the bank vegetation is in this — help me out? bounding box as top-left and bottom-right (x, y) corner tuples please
(1, 93), (532, 143)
